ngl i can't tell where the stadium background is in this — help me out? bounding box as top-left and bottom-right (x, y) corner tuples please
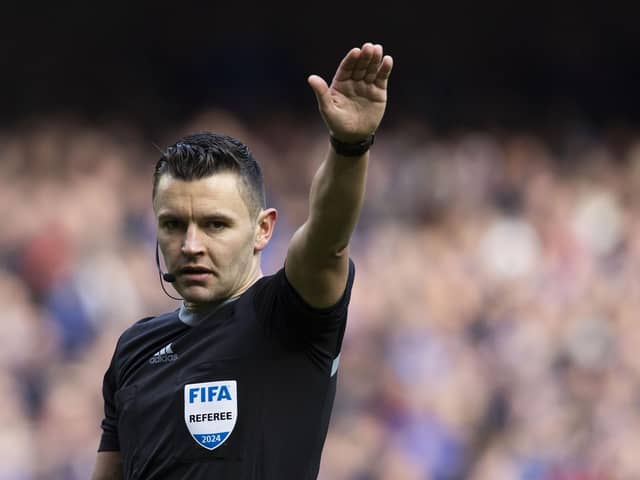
(2, 3), (640, 478)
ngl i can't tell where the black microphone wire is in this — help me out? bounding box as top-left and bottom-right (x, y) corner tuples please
(155, 242), (182, 301)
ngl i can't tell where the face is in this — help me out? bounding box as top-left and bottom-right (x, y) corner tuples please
(153, 172), (276, 307)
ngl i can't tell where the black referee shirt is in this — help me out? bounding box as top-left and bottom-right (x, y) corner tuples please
(98, 260), (355, 479)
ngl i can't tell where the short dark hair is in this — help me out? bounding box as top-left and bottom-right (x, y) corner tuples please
(152, 132), (265, 218)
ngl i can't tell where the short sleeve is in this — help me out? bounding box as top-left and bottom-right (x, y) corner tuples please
(98, 346), (120, 452)
(254, 259), (356, 362)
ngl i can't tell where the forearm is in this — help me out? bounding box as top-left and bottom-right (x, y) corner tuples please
(303, 145), (369, 257)
(284, 43), (391, 307)
(91, 452), (122, 480)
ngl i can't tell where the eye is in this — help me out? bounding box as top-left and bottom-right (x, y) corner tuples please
(205, 220), (227, 231)
(161, 219), (182, 231)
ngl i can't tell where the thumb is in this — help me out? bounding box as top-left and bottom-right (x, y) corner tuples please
(307, 74), (331, 111)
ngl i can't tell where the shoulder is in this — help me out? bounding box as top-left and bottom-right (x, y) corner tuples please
(253, 259), (356, 315)
(113, 310), (180, 355)
(120, 309), (177, 337)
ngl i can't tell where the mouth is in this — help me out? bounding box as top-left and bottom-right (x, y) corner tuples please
(178, 265), (214, 281)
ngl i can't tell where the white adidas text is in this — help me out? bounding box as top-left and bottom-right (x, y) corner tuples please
(149, 343), (178, 364)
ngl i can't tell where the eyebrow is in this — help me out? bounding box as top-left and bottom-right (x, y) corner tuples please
(157, 212), (181, 221)
(157, 211), (235, 222)
(201, 213), (234, 223)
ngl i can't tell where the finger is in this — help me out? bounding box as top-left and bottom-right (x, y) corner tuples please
(352, 42), (375, 81)
(334, 47), (361, 82)
(374, 55), (394, 89)
(307, 74), (331, 111)
(364, 44), (384, 83)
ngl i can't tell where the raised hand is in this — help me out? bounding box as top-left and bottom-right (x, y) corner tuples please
(308, 42), (393, 143)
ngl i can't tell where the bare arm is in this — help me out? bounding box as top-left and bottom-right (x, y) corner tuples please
(91, 452), (122, 480)
(286, 43), (393, 308)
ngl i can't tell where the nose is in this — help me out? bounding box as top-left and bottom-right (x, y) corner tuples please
(181, 223), (205, 257)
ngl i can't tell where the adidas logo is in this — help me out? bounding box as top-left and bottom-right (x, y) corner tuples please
(149, 343), (178, 364)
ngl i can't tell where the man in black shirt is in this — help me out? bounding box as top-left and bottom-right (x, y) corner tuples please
(92, 42), (393, 479)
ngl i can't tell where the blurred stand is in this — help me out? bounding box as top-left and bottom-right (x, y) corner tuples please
(1, 111), (638, 479)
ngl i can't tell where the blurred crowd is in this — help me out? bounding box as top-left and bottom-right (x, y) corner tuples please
(2, 111), (640, 479)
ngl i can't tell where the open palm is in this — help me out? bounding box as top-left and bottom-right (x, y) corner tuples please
(308, 43), (393, 143)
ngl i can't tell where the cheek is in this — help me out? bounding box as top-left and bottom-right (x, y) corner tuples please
(230, 234), (257, 264)
(158, 238), (180, 261)
(211, 234), (253, 264)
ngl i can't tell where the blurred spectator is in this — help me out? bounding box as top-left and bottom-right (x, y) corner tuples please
(2, 112), (640, 479)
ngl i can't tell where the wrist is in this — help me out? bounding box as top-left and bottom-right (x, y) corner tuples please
(329, 134), (375, 157)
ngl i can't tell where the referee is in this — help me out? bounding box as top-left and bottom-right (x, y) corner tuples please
(91, 42), (393, 480)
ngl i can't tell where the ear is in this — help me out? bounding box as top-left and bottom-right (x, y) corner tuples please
(254, 208), (277, 253)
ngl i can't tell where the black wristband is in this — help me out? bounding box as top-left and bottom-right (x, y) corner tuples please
(330, 134), (375, 157)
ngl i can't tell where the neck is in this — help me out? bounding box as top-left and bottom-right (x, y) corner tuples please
(184, 264), (263, 313)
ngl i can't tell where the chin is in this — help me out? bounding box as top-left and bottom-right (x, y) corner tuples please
(180, 285), (224, 305)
